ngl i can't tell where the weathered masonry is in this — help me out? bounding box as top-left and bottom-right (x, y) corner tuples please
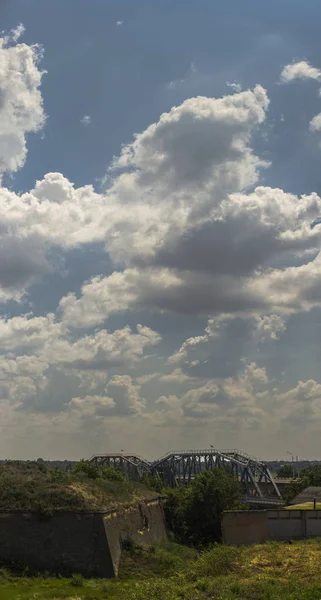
(0, 497), (167, 578)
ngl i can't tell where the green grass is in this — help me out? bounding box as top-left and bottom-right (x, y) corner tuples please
(285, 502), (321, 509)
(1, 539), (321, 599)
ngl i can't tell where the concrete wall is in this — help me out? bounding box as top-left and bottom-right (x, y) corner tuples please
(222, 511), (268, 546)
(0, 498), (167, 578)
(268, 510), (303, 541)
(222, 509), (321, 546)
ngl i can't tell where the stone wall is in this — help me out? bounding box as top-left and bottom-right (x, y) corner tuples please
(0, 498), (167, 578)
(222, 509), (321, 546)
(0, 511), (112, 577)
(103, 497), (168, 576)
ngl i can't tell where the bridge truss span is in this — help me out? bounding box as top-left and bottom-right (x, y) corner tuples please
(151, 448), (281, 499)
(89, 453), (151, 480)
(89, 448), (281, 500)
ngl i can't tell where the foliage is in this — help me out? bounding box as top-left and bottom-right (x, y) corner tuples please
(141, 473), (164, 493)
(1, 539), (321, 598)
(300, 464), (321, 485)
(73, 459), (100, 480)
(282, 478), (306, 505)
(282, 464), (321, 504)
(165, 468), (241, 546)
(100, 466), (126, 482)
(73, 459), (126, 482)
(276, 464), (294, 478)
(0, 460), (153, 512)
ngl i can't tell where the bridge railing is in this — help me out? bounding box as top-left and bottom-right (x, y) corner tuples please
(152, 448), (266, 467)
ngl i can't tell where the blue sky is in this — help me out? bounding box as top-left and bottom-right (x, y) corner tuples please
(1, 0), (321, 460)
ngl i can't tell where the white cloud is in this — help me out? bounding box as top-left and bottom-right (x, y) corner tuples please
(80, 115), (91, 126)
(152, 361), (269, 425)
(280, 61), (321, 83)
(0, 33), (45, 178)
(71, 375), (145, 417)
(11, 24), (26, 43)
(0, 313), (64, 351)
(158, 368), (195, 383)
(0, 354), (48, 403)
(310, 113), (321, 132)
(2, 80), (320, 316)
(226, 81), (242, 93)
(117, 20), (123, 26)
(136, 373), (160, 385)
(43, 324), (161, 371)
(253, 314), (287, 341)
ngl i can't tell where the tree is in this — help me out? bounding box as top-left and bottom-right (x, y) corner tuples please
(282, 465), (321, 505)
(73, 460), (126, 482)
(165, 468), (241, 546)
(276, 464), (293, 479)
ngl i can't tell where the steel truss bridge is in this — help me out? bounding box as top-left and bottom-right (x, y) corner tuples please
(90, 448), (282, 505)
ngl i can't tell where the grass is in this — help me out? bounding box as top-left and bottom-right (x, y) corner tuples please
(1, 539), (321, 599)
(0, 461), (155, 512)
(286, 502), (321, 509)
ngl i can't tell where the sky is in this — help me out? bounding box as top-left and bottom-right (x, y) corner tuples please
(2, 1), (321, 461)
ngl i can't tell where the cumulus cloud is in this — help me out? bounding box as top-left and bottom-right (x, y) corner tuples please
(57, 99), (321, 328)
(71, 375), (145, 417)
(2, 73), (320, 316)
(10, 24), (26, 43)
(310, 113), (321, 132)
(280, 61), (321, 83)
(0, 354), (48, 404)
(0, 313), (64, 351)
(253, 314), (287, 341)
(2, 29), (321, 453)
(226, 81), (242, 93)
(0, 32), (45, 177)
(44, 324), (161, 371)
(153, 362), (269, 425)
(0, 310), (160, 415)
(80, 115), (91, 126)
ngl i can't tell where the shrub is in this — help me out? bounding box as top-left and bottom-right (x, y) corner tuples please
(73, 459), (100, 479)
(165, 468), (241, 546)
(100, 466), (126, 482)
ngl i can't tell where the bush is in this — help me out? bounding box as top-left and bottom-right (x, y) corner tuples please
(282, 464), (321, 504)
(73, 460), (126, 482)
(165, 468), (241, 547)
(142, 474), (163, 493)
(100, 466), (126, 482)
(73, 459), (100, 479)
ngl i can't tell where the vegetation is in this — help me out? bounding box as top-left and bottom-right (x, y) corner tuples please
(276, 463), (294, 478)
(0, 460), (155, 512)
(286, 502), (321, 510)
(165, 468), (241, 546)
(1, 539), (321, 598)
(282, 463), (321, 505)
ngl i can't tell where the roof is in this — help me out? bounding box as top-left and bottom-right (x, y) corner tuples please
(290, 487), (321, 505)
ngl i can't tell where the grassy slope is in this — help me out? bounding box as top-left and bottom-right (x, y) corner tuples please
(0, 461), (155, 512)
(1, 540), (321, 599)
(286, 502), (321, 510)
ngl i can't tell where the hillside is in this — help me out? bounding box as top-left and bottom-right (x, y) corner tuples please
(0, 461), (155, 512)
(0, 539), (321, 598)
